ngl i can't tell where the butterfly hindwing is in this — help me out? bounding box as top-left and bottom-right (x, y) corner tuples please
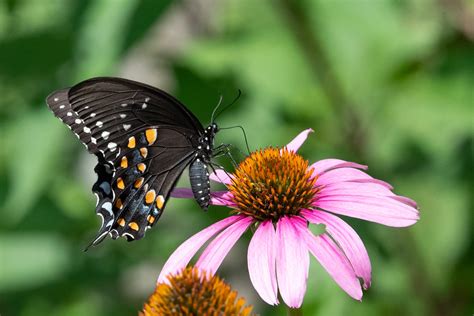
(88, 157), (116, 245)
(88, 127), (196, 246)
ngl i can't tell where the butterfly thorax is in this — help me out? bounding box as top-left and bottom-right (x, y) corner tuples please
(189, 123), (218, 210)
(197, 123), (218, 160)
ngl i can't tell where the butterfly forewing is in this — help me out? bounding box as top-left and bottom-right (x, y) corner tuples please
(48, 77), (202, 158)
(46, 78), (205, 247)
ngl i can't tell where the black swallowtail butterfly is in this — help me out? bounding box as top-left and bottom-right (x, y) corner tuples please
(46, 77), (227, 247)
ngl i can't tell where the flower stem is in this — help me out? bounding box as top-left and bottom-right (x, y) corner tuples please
(287, 306), (303, 316)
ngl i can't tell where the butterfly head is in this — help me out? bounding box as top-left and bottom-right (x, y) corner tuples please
(209, 122), (219, 134)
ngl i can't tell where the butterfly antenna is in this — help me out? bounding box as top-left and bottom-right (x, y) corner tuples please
(219, 125), (251, 155)
(211, 95), (224, 124)
(213, 89), (242, 122)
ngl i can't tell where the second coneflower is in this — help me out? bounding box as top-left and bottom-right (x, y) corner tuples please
(142, 266), (254, 316)
(162, 129), (419, 308)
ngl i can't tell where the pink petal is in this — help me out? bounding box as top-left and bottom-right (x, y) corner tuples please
(276, 216), (309, 308)
(210, 169), (233, 184)
(157, 215), (244, 283)
(350, 178), (394, 189)
(285, 129), (313, 152)
(316, 168), (392, 189)
(390, 195), (418, 208)
(316, 195), (419, 227)
(196, 216), (253, 275)
(310, 159), (367, 176)
(210, 191), (236, 207)
(301, 228), (363, 300)
(248, 220), (278, 305)
(318, 182), (395, 198)
(302, 209), (371, 289)
(170, 188), (194, 198)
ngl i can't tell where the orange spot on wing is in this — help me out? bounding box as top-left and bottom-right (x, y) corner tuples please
(128, 136), (136, 148)
(116, 199), (123, 209)
(117, 177), (125, 190)
(128, 222), (139, 231)
(145, 190), (156, 204)
(137, 163), (146, 173)
(120, 156), (128, 168)
(134, 177), (144, 188)
(145, 129), (157, 145)
(140, 147), (148, 158)
(117, 218), (126, 227)
(147, 215), (155, 224)
(155, 195), (165, 209)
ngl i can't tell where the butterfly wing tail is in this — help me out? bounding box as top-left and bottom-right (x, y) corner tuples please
(84, 198), (116, 250)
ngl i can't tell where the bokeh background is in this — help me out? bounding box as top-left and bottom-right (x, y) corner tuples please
(0, 0), (473, 315)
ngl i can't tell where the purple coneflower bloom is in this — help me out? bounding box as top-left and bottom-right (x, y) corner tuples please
(158, 129), (419, 308)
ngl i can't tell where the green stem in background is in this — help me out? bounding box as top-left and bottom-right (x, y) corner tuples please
(287, 306), (303, 316)
(276, 0), (367, 160)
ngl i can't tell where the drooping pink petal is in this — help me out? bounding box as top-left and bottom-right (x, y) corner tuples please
(157, 215), (244, 283)
(248, 220), (278, 305)
(316, 195), (419, 227)
(210, 169), (233, 184)
(316, 168), (392, 189)
(196, 216), (253, 275)
(310, 159), (367, 176)
(318, 182), (395, 198)
(301, 209), (371, 289)
(301, 227), (363, 300)
(170, 188), (194, 198)
(285, 129), (313, 152)
(276, 216), (309, 308)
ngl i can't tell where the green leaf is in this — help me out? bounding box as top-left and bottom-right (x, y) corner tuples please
(1, 110), (67, 223)
(50, 177), (94, 219)
(123, 0), (173, 49)
(371, 73), (473, 166)
(408, 176), (470, 288)
(74, 0), (140, 78)
(0, 234), (70, 291)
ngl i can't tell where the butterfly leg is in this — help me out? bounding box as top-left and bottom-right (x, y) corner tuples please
(212, 143), (239, 167)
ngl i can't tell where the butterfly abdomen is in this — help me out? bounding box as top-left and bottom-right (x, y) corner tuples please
(189, 159), (211, 210)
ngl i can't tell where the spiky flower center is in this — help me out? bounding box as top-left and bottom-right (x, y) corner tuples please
(140, 267), (254, 316)
(228, 147), (317, 221)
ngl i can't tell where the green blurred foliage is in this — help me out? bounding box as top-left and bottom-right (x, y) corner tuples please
(0, 0), (472, 315)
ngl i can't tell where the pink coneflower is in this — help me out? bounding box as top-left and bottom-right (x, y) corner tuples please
(159, 129), (419, 308)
